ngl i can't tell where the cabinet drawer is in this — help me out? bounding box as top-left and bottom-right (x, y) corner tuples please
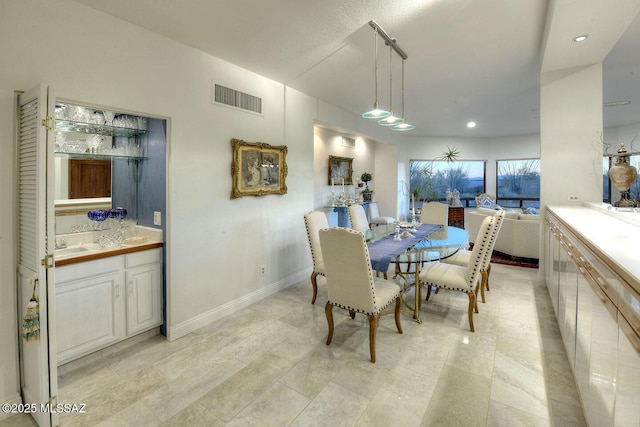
(619, 284), (640, 338)
(125, 248), (162, 268)
(579, 247), (621, 306)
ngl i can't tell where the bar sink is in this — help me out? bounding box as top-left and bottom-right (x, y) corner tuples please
(54, 246), (90, 259)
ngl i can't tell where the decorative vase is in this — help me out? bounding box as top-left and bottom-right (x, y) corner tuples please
(609, 143), (638, 207)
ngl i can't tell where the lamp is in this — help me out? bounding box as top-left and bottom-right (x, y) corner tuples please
(378, 46), (404, 126)
(392, 59), (414, 131)
(362, 27), (390, 119)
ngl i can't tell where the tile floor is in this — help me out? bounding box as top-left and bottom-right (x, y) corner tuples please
(2, 263), (586, 426)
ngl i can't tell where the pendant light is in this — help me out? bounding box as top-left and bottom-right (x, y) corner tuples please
(392, 59), (415, 131)
(378, 45), (403, 126)
(362, 27), (391, 119)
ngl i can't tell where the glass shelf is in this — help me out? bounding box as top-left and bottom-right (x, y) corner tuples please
(55, 119), (147, 138)
(55, 151), (147, 161)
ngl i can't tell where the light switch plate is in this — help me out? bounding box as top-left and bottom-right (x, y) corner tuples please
(154, 211), (161, 225)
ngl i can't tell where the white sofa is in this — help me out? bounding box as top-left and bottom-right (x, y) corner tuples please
(467, 207), (540, 259)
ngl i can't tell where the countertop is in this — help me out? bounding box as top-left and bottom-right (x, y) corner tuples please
(547, 203), (640, 294)
(55, 241), (164, 267)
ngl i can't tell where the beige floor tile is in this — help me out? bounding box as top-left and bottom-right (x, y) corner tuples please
(225, 381), (310, 427)
(421, 365), (492, 427)
(290, 382), (369, 427)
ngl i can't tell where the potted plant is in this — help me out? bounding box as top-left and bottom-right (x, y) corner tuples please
(411, 146), (460, 210)
(360, 172), (373, 201)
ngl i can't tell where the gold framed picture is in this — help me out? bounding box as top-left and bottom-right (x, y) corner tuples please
(230, 138), (288, 199)
(328, 155), (353, 185)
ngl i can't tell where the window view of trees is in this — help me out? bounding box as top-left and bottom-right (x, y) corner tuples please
(409, 160), (485, 205)
(496, 159), (540, 208)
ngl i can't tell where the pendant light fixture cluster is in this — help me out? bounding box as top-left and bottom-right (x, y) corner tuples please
(362, 20), (414, 131)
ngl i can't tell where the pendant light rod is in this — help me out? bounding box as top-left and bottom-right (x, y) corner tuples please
(368, 20), (407, 60)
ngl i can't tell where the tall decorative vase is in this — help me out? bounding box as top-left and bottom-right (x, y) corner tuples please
(609, 143), (638, 207)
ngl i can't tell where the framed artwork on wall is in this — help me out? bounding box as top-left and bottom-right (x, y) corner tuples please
(230, 138), (288, 199)
(328, 155), (353, 185)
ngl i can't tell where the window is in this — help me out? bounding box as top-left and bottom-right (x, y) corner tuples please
(496, 159), (540, 208)
(409, 160), (485, 207)
(603, 157), (611, 203)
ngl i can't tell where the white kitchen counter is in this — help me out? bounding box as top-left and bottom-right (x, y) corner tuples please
(547, 203), (640, 294)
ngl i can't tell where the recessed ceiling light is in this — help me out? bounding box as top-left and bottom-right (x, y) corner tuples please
(466, 121), (476, 128)
(573, 35), (588, 42)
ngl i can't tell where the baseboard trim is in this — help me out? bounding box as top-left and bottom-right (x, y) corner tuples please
(166, 270), (308, 341)
(0, 394), (23, 421)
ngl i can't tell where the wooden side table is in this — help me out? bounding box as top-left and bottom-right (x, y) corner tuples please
(448, 206), (465, 229)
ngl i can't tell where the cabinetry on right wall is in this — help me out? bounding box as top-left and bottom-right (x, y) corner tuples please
(545, 206), (640, 426)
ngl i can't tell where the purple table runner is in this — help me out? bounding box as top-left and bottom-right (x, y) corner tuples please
(367, 224), (442, 273)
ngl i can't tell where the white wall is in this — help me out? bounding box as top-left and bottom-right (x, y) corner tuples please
(541, 64), (604, 207)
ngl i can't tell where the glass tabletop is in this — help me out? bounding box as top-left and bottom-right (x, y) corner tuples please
(366, 224), (469, 264)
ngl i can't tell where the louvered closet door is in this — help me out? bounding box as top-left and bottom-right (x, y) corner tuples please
(17, 83), (58, 427)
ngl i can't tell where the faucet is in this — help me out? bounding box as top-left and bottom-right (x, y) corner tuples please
(55, 239), (67, 249)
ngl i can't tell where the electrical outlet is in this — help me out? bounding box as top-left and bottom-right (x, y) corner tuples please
(567, 195), (580, 202)
(260, 265), (266, 277)
(154, 211), (162, 225)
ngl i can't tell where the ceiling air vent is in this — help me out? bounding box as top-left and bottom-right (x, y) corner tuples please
(213, 83), (262, 115)
(341, 136), (356, 148)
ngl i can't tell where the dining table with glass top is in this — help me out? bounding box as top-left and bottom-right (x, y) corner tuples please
(365, 223), (469, 323)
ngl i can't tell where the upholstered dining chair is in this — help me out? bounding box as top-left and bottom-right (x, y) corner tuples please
(348, 204), (370, 233)
(420, 201), (449, 239)
(348, 203), (389, 278)
(441, 210), (505, 303)
(419, 215), (494, 332)
(368, 202), (395, 227)
(303, 211), (329, 304)
(319, 227), (403, 363)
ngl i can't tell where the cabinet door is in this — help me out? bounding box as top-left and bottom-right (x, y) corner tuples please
(615, 317), (640, 426)
(575, 268), (617, 427)
(17, 82), (58, 427)
(557, 237), (577, 365)
(125, 262), (162, 336)
(56, 266), (124, 364)
(546, 222), (560, 314)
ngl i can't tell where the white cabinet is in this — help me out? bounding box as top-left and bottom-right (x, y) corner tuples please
(55, 248), (163, 364)
(615, 316), (640, 426)
(125, 249), (163, 336)
(556, 228), (578, 365)
(55, 257), (125, 364)
(546, 207), (640, 427)
(574, 264), (618, 427)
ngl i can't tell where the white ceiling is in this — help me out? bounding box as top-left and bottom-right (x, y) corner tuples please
(73, 0), (640, 138)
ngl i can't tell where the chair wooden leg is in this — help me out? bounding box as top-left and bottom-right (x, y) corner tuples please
(349, 309), (356, 319)
(325, 303), (334, 345)
(473, 284), (480, 313)
(394, 295), (403, 334)
(425, 284), (432, 301)
(310, 272), (319, 304)
(368, 314), (379, 363)
(486, 263), (492, 291)
(480, 270), (487, 303)
(467, 292), (476, 332)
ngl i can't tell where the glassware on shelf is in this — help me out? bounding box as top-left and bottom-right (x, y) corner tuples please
(102, 110), (115, 126)
(85, 134), (105, 153)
